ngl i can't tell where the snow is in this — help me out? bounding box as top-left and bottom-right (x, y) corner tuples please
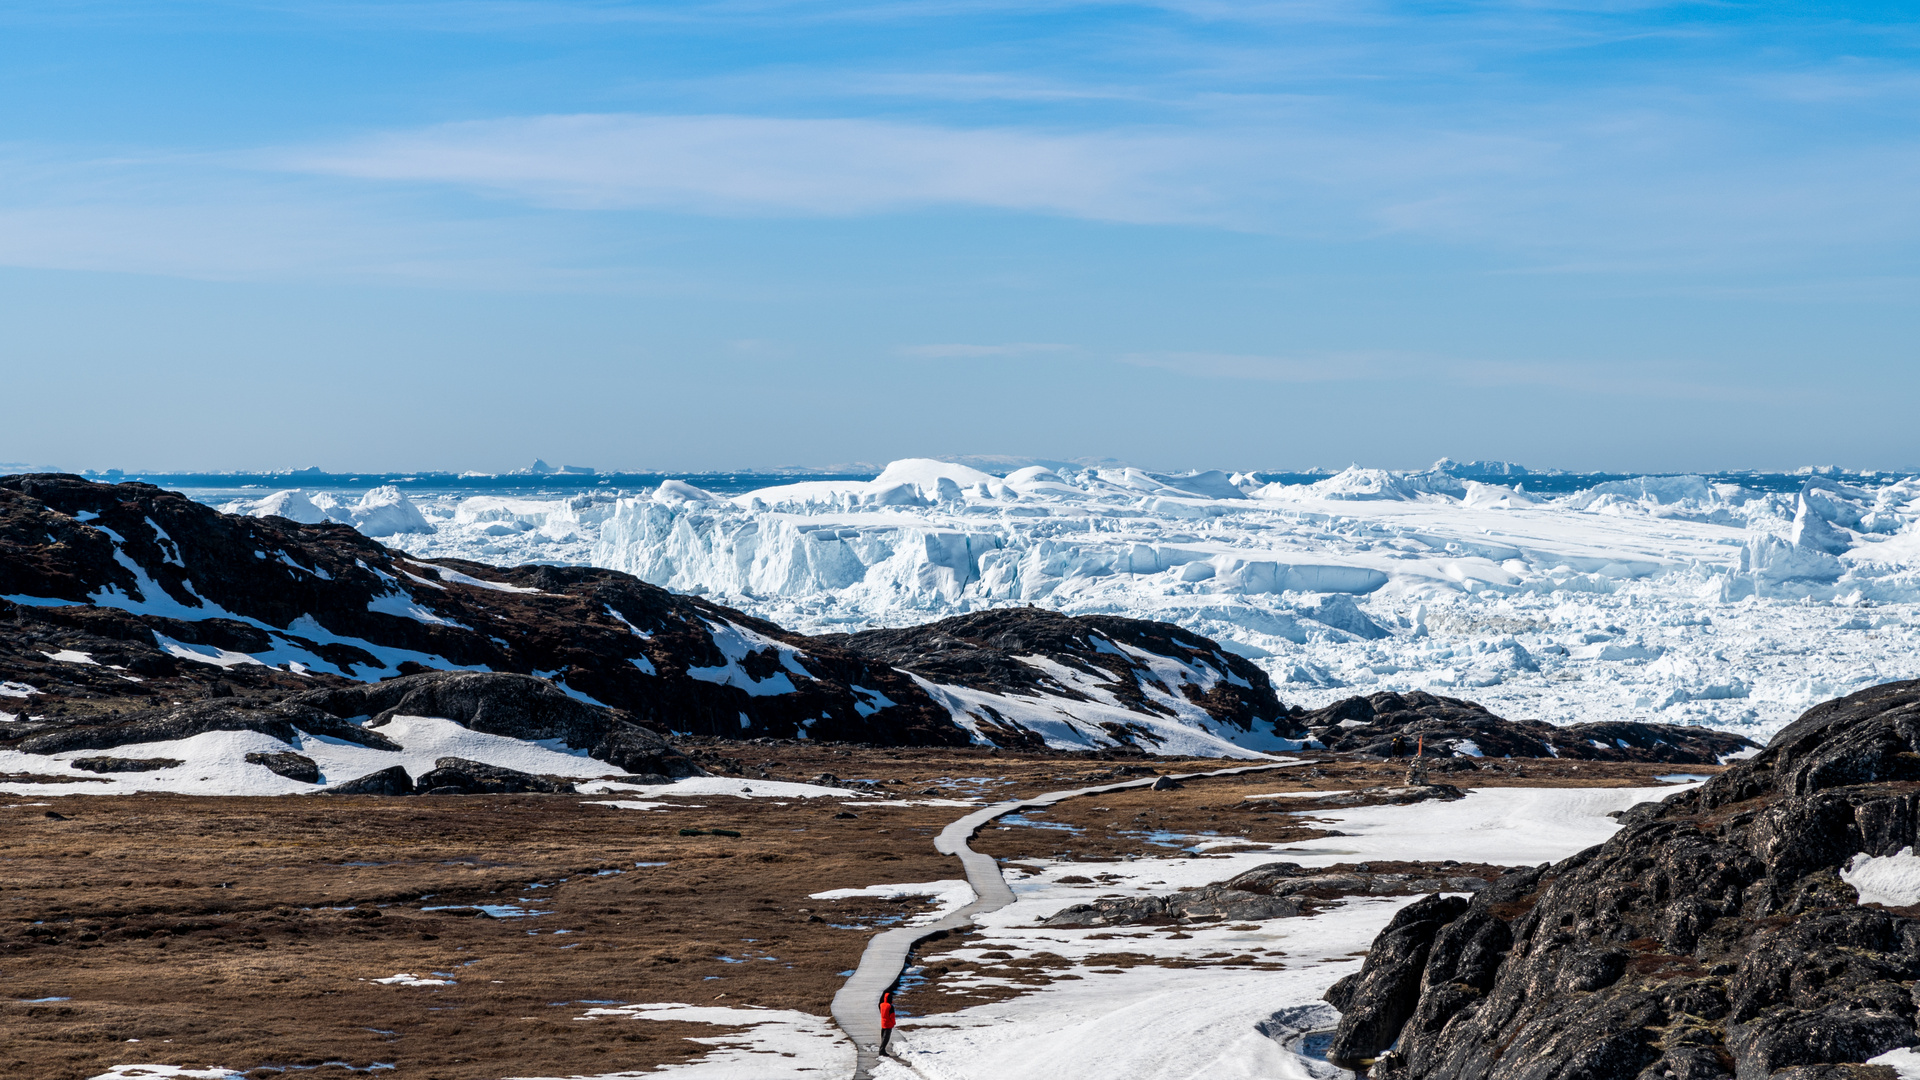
(912, 673), (1298, 760)
(41, 649), (97, 665)
(1870, 1047), (1920, 1080)
(881, 782), (1669, 1080)
(686, 619), (811, 696)
(582, 776), (860, 799)
(371, 973), (453, 986)
(153, 634), (263, 669)
(0, 714), (638, 797)
(1842, 846), (1920, 907)
(526, 1003), (853, 1079)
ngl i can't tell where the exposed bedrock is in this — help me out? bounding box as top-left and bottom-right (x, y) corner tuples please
(1301, 690), (1760, 764)
(819, 606), (1300, 744)
(5, 671), (705, 781)
(1327, 680), (1920, 1080)
(414, 757), (577, 795)
(290, 670), (704, 778)
(1041, 860), (1497, 929)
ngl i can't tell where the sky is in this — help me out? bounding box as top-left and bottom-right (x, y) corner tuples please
(2, 0), (1917, 474)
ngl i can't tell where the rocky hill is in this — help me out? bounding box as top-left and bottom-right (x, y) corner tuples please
(1301, 691), (1758, 764)
(1326, 679), (1920, 1079)
(0, 475), (1299, 759)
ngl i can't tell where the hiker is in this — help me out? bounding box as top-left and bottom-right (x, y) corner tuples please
(879, 990), (898, 1056)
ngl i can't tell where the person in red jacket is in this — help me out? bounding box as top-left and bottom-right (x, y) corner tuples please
(878, 990), (898, 1056)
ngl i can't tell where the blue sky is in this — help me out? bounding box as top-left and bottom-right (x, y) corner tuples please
(3, 1), (1917, 473)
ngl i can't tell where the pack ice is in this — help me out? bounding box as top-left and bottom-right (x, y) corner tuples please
(368, 459), (1920, 743)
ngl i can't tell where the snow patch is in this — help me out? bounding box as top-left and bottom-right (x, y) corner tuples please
(1842, 847), (1920, 907)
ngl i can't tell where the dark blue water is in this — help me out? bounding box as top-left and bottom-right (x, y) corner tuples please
(85, 470), (880, 499)
(59, 467), (1899, 502)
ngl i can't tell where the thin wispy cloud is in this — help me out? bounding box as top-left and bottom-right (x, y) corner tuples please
(272, 114), (1220, 223)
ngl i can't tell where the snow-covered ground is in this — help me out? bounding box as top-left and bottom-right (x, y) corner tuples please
(872, 782), (1687, 1080)
(219, 459), (1920, 744)
(0, 720), (865, 798)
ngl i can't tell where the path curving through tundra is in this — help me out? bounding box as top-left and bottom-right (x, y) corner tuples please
(830, 759), (1307, 1079)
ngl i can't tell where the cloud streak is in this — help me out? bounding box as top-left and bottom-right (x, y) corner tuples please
(273, 114), (1223, 223)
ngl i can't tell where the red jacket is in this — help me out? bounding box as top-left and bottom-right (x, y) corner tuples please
(879, 998), (897, 1029)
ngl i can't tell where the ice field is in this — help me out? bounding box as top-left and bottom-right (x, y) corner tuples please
(216, 459), (1920, 743)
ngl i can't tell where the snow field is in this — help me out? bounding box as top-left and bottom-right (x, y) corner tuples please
(0, 718), (866, 799)
(859, 781), (1686, 1080)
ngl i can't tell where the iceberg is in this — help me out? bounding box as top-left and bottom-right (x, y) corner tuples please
(333, 459), (1920, 743)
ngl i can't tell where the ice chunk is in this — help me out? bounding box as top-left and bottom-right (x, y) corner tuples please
(347, 486), (434, 536)
(220, 489), (331, 524)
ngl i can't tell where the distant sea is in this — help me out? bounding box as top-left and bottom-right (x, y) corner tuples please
(78, 467), (1890, 504)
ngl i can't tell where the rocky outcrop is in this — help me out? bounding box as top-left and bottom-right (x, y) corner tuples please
(3, 671), (704, 784)
(0, 474), (956, 744)
(1329, 680), (1920, 1079)
(70, 755), (180, 773)
(9, 699), (402, 755)
(1327, 893), (1472, 1063)
(1301, 690), (1759, 764)
(245, 751), (319, 783)
(322, 766), (415, 796)
(1041, 860), (1497, 929)
(289, 671), (704, 778)
(414, 757), (576, 795)
(822, 607), (1300, 745)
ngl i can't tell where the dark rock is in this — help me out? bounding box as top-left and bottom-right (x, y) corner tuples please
(1150, 775), (1182, 791)
(1326, 893), (1469, 1063)
(1340, 680), (1920, 1080)
(13, 699), (400, 756)
(322, 766), (415, 796)
(244, 751), (319, 783)
(412, 756), (575, 795)
(1041, 861), (1496, 929)
(70, 755), (181, 773)
(292, 671), (704, 780)
(820, 607), (1300, 745)
(1304, 690), (1758, 763)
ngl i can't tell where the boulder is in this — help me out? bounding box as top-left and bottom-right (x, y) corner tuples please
(70, 756), (181, 773)
(413, 757), (576, 795)
(322, 766), (415, 796)
(244, 751), (319, 783)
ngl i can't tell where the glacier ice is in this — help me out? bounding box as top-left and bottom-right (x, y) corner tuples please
(244, 460), (1920, 744)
